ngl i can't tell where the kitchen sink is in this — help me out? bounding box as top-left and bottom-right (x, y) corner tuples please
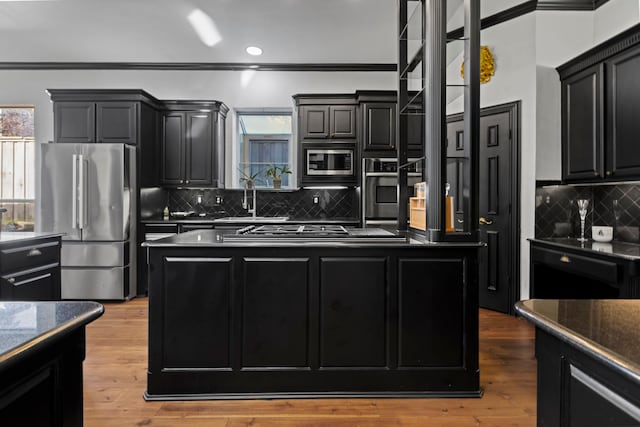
(216, 216), (289, 223)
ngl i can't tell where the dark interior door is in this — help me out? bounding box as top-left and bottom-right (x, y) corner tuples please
(478, 110), (513, 313)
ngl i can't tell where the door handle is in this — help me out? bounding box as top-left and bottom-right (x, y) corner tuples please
(78, 154), (86, 230)
(479, 217), (493, 225)
(72, 154), (78, 229)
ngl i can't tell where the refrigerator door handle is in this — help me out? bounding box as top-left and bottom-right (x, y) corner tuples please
(72, 154), (78, 229)
(78, 154), (86, 230)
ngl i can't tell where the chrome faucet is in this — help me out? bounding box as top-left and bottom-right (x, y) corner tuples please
(242, 183), (257, 218)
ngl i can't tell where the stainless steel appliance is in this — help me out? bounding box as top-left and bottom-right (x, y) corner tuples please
(226, 224), (406, 243)
(363, 158), (422, 226)
(306, 148), (354, 176)
(37, 143), (136, 300)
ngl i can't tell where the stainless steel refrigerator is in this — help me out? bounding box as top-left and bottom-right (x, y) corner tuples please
(37, 143), (136, 300)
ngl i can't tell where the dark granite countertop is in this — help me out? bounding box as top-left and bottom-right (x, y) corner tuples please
(0, 301), (103, 369)
(142, 228), (484, 248)
(515, 299), (640, 385)
(141, 217), (360, 225)
(530, 237), (640, 261)
(0, 232), (64, 244)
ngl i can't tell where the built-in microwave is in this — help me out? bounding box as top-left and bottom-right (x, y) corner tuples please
(306, 147), (355, 176)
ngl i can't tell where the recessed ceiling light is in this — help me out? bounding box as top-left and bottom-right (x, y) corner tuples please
(246, 46), (263, 56)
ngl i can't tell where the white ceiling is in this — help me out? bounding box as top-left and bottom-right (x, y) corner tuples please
(0, 0), (401, 63)
(0, 0), (520, 64)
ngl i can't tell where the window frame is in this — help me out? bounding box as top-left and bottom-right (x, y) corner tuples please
(232, 108), (296, 189)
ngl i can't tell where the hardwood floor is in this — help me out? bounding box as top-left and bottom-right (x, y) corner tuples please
(83, 298), (536, 426)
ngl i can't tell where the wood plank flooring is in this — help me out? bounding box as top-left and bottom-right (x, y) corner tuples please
(83, 298), (537, 426)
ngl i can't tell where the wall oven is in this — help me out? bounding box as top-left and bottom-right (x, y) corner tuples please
(363, 158), (422, 226)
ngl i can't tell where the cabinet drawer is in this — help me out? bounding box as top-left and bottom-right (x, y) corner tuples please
(1, 263), (60, 300)
(144, 223), (179, 234)
(0, 240), (61, 274)
(532, 247), (619, 284)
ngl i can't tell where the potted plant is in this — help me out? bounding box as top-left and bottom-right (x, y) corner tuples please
(266, 164), (292, 189)
(238, 168), (261, 189)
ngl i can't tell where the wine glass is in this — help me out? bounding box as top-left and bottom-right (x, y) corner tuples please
(577, 199), (590, 242)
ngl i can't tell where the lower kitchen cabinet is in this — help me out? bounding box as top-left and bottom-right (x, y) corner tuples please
(516, 300), (640, 427)
(0, 236), (61, 301)
(146, 242), (480, 398)
(529, 239), (640, 299)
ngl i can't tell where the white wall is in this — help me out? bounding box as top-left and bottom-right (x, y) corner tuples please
(0, 69), (396, 186)
(446, 13), (538, 299)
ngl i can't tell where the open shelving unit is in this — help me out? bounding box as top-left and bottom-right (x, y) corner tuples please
(397, 0), (480, 242)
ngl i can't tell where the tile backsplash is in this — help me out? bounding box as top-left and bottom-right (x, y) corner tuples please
(141, 187), (359, 220)
(535, 183), (640, 242)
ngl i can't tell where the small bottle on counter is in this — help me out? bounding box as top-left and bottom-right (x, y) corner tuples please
(163, 206), (169, 221)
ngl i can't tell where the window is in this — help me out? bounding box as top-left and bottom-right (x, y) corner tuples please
(0, 106), (35, 231)
(235, 111), (293, 188)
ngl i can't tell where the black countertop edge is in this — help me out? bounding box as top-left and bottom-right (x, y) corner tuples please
(515, 300), (640, 385)
(0, 231), (65, 244)
(142, 230), (485, 248)
(529, 237), (640, 261)
(141, 218), (360, 225)
(0, 302), (104, 369)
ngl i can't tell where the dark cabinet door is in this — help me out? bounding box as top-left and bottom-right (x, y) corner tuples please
(329, 106), (356, 138)
(161, 112), (185, 185)
(407, 113), (424, 152)
(1, 265), (60, 300)
(185, 112), (213, 186)
(301, 106), (330, 139)
(96, 102), (138, 144)
(363, 102), (396, 151)
(54, 102), (96, 143)
(562, 64), (604, 181)
(606, 45), (640, 179)
(157, 256), (233, 369)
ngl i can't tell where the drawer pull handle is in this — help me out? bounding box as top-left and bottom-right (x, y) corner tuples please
(7, 277), (15, 284)
(560, 255), (571, 263)
(27, 248), (42, 257)
(11, 273), (52, 287)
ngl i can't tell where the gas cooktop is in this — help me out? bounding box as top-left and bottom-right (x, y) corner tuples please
(225, 224), (407, 243)
(244, 224), (349, 236)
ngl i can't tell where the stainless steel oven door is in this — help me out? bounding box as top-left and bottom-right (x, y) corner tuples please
(365, 173), (422, 220)
(306, 149), (354, 176)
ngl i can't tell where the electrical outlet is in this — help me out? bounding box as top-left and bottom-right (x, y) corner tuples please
(215, 195), (223, 205)
(196, 195), (203, 204)
(312, 194), (320, 204)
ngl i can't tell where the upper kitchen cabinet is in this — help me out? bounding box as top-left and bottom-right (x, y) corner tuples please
(558, 24), (640, 183)
(294, 94), (358, 141)
(357, 91), (423, 157)
(160, 101), (228, 188)
(561, 64), (604, 181)
(48, 89), (162, 187)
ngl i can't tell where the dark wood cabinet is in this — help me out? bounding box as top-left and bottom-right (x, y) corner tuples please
(160, 103), (227, 188)
(529, 239), (640, 299)
(561, 64), (604, 181)
(357, 91), (423, 157)
(606, 44), (640, 179)
(146, 244), (480, 398)
(299, 105), (356, 140)
(362, 102), (396, 152)
(558, 25), (640, 183)
(0, 237), (61, 301)
(534, 326), (640, 427)
(49, 90), (163, 188)
(54, 101), (138, 144)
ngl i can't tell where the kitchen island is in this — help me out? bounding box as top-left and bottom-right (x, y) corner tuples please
(0, 301), (104, 426)
(516, 299), (640, 426)
(143, 229), (481, 399)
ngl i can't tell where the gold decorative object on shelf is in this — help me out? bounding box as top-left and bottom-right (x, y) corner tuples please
(460, 45), (495, 84)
